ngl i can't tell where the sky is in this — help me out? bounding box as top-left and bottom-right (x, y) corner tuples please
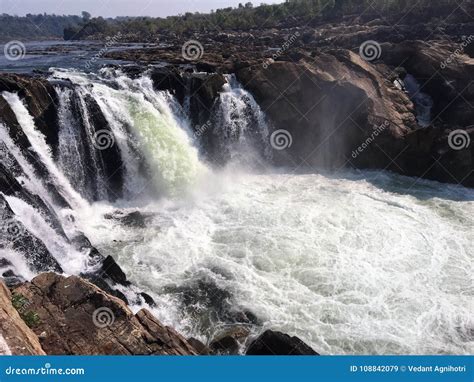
(0, 0), (285, 18)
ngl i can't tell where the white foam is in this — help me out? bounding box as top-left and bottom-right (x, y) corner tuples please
(79, 170), (474, 355)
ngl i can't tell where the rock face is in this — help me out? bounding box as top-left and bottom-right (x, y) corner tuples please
(0, 280), (45, 355)
(246, 330), (319, 356)
(237, 52), (417, 169)
(11, 273), (197, 355)
(0, 73), (60, 156)
(237, 49), (474, 187)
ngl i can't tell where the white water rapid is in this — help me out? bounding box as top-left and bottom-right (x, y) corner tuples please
(0, 68), (472, 356)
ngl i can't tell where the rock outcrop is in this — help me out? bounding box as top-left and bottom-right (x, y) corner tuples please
(0, 280), (45, 355)
(237, 51), (417, 169)
(246, 330), (319, 356)
(237, 48), (474, 187)
(11, 273), (197, 355)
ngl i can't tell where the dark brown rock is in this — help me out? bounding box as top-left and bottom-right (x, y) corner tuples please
(0, 280), (45, 355)
(12, 273), (197, 355)
(246, 330), (319, 356)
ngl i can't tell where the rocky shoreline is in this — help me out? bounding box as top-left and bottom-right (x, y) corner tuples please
(0, 273), (318, 355)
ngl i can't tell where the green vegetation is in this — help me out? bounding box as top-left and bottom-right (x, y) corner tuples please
(0, 0), (464, 41)
(0, 14), (83, 41)
(11, 292), (29, 310)
(11, 293), (41, 328)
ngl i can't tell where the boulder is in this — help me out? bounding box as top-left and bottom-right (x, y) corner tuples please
(380, 40), (474, 127)
(188, 337), (212, 355)
(237, 49), (474, 187)
(246, 330), (319, 355)
(0, 280), (45, 355)
(12, 273), (198, 355)
(237, 51), (417, 169)
(209, 326), (251, 355)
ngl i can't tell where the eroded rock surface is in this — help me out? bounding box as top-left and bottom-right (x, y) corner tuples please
(11, 273), (197, 355)
(0, 280), (45, 355)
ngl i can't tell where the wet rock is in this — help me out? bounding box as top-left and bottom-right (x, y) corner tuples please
(0, 73), (61, 157)
(237, 48), (474, 187)
(104, 210), (154, 228)
(150, 67), (186, 104)
(210, 335), (239, 355)
(0, 258), (12, 268)
(101, 255), (129, 286)
(12, 273), (198, 355)
(0, 194), (63, 274)
(0, 280), (45, 355)
(246, 330), (319, 355)
(209, 326), (251, 355)
(83, 94), (124, 200)
(188, 337), (212, 355)
(381, 40), (474, 127)
(139, 292), (156, 307)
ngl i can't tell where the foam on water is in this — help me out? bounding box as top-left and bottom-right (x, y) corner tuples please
(78, 169), (474, 355)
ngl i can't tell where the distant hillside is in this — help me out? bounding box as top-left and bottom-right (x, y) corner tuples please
(0, 14), (83, 42)
(0, 0), (469, 42)
(64, 0), (469, 41)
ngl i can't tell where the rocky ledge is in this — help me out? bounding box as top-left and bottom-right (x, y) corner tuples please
(0, 273), (318, 356)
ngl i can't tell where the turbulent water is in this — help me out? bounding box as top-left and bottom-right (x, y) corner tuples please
(1, 67), (473, 355)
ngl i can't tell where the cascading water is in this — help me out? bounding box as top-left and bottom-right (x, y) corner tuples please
(0, 67), (472, 356)
(404, 74), (434, 127)
(52, 68), (208, 198)
(212, 74), (272, 165)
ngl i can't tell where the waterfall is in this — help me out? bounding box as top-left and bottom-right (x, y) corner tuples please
(52, 68), (208, 198)
(404, 74), (434, 127)
(212, 74), (271, 165)
(0, 67), (271, 289)
(2, 92), (88, 210)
